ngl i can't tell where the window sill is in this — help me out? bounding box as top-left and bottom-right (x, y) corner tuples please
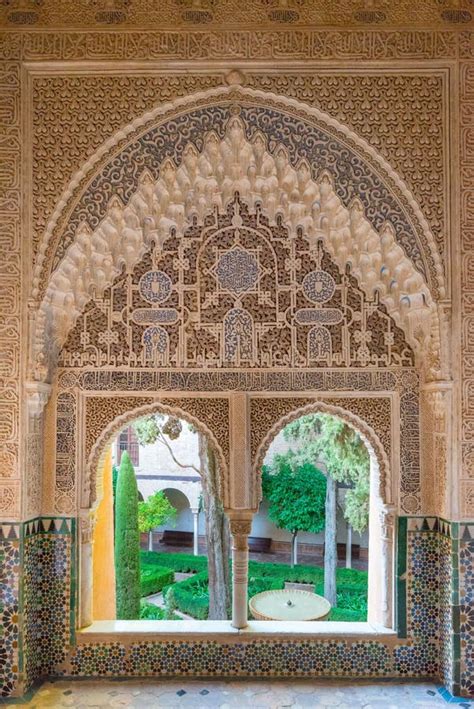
(78, 620), (396, 642)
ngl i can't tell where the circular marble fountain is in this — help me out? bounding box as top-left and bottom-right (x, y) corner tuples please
(249, 589), (331, 621)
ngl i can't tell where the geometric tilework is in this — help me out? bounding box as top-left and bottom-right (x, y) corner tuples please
(438, 530), (455, 692)
(406, 528), (440, 641)
(0, 525), (20, 697)
(0, 516), (472, 697)
(460, 524), (474, 697)
(23, 518), (75, 694)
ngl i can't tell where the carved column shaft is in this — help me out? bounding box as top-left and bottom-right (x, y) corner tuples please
(230, 518), (252, 629)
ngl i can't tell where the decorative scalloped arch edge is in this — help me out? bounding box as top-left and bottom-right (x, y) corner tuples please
(33, 85), (445, 302)
(252, 400), (391, 507)
(85, 400), (229, 511)
(33, 116), (437, 378)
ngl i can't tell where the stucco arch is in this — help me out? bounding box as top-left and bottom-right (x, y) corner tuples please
(85, 401), (226, 511)
(31, 86), (444, 382)
(253, 400), (392, 507)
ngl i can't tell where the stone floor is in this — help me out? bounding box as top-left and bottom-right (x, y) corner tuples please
(10, 679), (474, 708)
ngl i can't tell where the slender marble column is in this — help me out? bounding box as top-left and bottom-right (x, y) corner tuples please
(79, 512), (94, 627)
(379, 504), (396, 628)
(230, 518), (252, 629)
(192, 508), (199, 556)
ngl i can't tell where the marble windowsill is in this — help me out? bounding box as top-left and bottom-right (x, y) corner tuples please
(78, 620), (397, 641)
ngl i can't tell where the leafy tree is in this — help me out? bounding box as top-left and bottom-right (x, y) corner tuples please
(262, 453), (326, 567)
(112, 463), (119, 524)
(284, 414), (370, 533)
(114, 451), (141, 619)
(132, 414), (231, 620)
(284, 413), (370, 606)
(138, 491), (177, 551)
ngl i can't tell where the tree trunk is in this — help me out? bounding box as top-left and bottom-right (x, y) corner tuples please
(199, 433), (231, 620)
(148, 529), (153, 551)
(324, 474), (337, 607)
(291, 531), (298, 567)
(345, 522), (352, 569)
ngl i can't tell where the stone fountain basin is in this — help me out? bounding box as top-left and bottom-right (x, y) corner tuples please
(249, 589), (331, 621)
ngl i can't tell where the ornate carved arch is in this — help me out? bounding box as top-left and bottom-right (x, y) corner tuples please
(85, 400), (228, 510)
(31, 86), (445, 381)
(253, 400), (392, 506)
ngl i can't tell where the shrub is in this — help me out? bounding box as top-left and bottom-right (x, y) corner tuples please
(328, 607), (367, 622)
(140, 550), (368, 621)
(140, 550), (208, 574)
(170, 571), (210, 619)
(140, 565), (174, 597)
(139, 600), (180, 620)
(248, 575), (284, 596)
(167, 571), (285, 620)
(115, 451), (141, 619)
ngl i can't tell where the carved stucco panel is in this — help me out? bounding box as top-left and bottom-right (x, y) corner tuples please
(82, 395), (230, 509)
(31, 71), (447, 272)
(0, 60), (21, 519)
(32, 87), (444, 308)
(250, 396), (393, 506)
(460, 61), (474, 517)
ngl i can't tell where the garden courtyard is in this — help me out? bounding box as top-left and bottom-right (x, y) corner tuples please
(96, 411), (371, 626)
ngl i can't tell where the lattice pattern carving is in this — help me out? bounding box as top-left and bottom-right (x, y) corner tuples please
(250, 396), (392, 506)
(30, 72), (446, 273)
(0, 2), (469, 29)
(33, 88), (443, 308)
(59, 197), (414, 371)
(0, 61), (21, 518)
(35, 105), (437, 377)
(460, 61), (474, 519)
(83, 396), (230, 508)
(55, 392), (76, 514)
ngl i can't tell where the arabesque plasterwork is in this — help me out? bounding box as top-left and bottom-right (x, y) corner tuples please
(32, 86), (444, 305)
(1, 9), (474, 698)
(30, 71), (447, 270)
(30, 89), (445, 394)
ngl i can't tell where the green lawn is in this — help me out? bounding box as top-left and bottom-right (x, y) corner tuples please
(139, 550), (368, 622)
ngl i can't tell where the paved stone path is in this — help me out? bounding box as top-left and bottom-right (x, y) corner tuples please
(16, 678), (474, 708)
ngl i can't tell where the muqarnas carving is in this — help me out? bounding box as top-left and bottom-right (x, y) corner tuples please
(60, 197), (414, 370)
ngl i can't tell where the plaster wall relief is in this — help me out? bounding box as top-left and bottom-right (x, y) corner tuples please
(1, 13), (472, 696)
(420, 386), (451, 518)
(0, 0), (470, 29)
(0, 60), (21, 519)
(30, 72), (447, 272)
(460, 61), (474, 519)
(31, 94), (443, 389)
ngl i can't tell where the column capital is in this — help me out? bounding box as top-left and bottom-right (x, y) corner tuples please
(229, 518), (252, 536)
(227, 509), (253, 537)
(25, 380), (51, 417)
(379, 504), (396, 541)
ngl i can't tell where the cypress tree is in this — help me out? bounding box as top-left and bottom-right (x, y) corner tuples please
(114, 451), (140, 619)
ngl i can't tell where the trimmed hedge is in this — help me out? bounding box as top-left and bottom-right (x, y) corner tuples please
(140, 550), (207, 573)
(328, 607), (367, 622)
(139, 599), (180, 620)
(140, 550), (368, 621)
(140, 564), (174, 597)
(166, 571), (210, 619)
(140, 551), (367, 592)
(165, 571), (284, 620)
